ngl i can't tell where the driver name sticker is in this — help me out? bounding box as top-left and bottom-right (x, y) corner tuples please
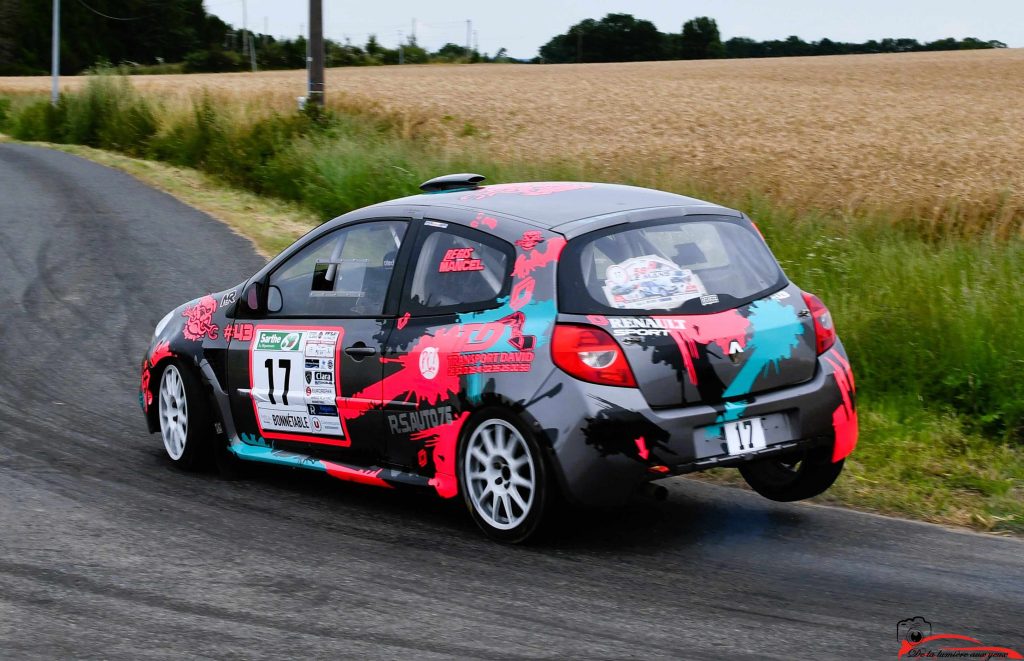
(438, 248), (484, 272)
(250, 327), (347, 445)
(602, 255), (706, 310)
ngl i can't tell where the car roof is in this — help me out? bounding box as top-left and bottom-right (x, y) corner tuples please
(373, 182), (737, 230)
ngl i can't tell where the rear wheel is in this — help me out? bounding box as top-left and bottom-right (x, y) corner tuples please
(738, 447), (843, 502)
(158, 361), (213, 470)
(458, 410), (549, 543)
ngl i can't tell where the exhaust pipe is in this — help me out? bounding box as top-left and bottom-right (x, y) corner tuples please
(643, 483), (668, 501)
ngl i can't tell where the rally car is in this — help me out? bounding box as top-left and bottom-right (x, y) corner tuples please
(140, 174), (857, 542)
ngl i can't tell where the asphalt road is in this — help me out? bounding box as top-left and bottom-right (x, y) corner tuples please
(0, 143), (1021, 660)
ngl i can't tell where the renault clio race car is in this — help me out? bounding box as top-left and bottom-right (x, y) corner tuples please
(140, 175), (857, 542)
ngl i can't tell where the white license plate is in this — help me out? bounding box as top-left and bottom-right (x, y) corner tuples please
(724, 417), (767, 456)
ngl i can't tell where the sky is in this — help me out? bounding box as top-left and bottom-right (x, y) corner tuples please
(202, 0), (1023, 59)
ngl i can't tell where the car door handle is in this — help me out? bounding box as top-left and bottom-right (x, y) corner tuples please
(344, 345), (377, 358)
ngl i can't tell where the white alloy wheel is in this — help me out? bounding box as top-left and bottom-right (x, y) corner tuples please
(464, 419), (537, 531)
(159, 364), (189, 460)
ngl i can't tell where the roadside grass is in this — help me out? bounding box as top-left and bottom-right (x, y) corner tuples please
(2, 76), (1022, 534)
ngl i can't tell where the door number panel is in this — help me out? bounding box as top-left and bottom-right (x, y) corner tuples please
(249, 326), (348, 446)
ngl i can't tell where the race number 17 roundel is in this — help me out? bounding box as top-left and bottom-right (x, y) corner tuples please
(249, 327), (348, 446)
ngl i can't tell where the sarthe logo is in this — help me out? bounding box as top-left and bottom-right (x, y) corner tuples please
(897, 616), (1022, 659)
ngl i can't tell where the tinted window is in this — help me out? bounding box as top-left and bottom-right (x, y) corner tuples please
(559, 216), (784, 314)
(405, 223), (511, 314)
(269, 220), (406, 317)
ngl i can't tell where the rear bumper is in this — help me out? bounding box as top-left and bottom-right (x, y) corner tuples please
(541, 344), (856, 507)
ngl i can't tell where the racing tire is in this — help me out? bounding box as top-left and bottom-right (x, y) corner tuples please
(457, 409), (551, 544)
(157, 360), (214, 471)
(738, 447), (844, 502)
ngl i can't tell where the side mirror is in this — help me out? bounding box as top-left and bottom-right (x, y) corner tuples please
(244, 281), (263, 313)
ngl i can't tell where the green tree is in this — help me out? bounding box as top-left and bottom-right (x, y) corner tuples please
(679, 16), (723, 59)
(539, 13), (665, 63)
(401, 36), (429, 64)
(434, 42), (470, 62)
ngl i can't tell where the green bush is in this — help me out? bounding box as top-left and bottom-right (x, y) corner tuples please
(9, 99), (63, 141)
(0, 98), (11, 131)
(183, 49), (243, 74)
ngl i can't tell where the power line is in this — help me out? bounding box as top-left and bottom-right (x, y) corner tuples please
(73, 0), (143, 21)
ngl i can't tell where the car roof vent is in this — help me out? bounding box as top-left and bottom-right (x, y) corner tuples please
(419, 173), (486, 193)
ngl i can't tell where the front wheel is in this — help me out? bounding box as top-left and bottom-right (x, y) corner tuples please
(158, 361), (213, 470)
(738, 447), (844, 502)
(458, 410), (550, 543)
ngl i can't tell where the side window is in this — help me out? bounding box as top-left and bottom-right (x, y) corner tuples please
(268, 220), (406, 317)
(405, 223), (512, 315)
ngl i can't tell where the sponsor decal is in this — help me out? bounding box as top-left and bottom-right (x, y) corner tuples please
(515, 230), (545, 250)
(419, 346), (440, 380)
(386, 406), (455, 435)
(220, 289), (237, 306)
(306, 385), (334, 405)
(305, 359), (321, 369)
(256, 330), (303, 351)
(438, 247), (484, 273)
(181, 295), (219, 341)
(223, 323), (254, 342)
(896, 617), (1021, 659)
(262, 410), (311, 430)
(448, 351), (535, 375)
(700, 294), (720, 306)
(602, 256), (706, 311)
(770, 289), (791, 301)
(312, 370), (333, 385)
(305, 343), (333, 358)
(424, 220), (448, 228)
(608, 317), (688, 337)
(307, 403), (338, 416)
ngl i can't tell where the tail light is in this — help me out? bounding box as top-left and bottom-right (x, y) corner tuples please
(802, 292), (836, 354)
(551, 324), (637, 388)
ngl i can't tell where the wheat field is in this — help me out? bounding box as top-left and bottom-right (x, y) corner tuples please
(3, 49), (1022, 228)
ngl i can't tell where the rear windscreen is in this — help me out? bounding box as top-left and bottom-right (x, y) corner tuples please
(558, 216), (786, 315)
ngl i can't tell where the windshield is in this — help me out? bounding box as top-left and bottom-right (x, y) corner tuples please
(558, 216), (786, 315)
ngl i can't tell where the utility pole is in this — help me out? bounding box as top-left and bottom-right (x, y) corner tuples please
(465, 19), (472, 61)
(308, 0), (325, 106)
(240, 0), (256, 72)
(50, 0), (59, 106)
(241, 0), (248, 64)
(398, 31), (404, 65)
